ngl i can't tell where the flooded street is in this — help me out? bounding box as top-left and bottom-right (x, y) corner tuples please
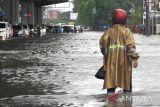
(0, 31), (160, 107)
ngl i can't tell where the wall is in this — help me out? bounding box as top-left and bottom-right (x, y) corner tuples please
(21, 1), (35, 24)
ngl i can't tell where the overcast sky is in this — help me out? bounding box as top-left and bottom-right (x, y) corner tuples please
(45, 2), (74, 12)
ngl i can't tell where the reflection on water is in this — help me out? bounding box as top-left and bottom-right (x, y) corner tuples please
(0, 32), (160, 107)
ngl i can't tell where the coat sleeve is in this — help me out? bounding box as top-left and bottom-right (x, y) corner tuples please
(125, 28), (140, 60)
(99, 31), (110, 55)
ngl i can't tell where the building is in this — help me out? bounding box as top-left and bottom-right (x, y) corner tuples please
(0, 0), (68, 25)
(143, 0), (160, 34)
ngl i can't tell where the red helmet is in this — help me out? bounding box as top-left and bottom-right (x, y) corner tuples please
(112, 9), (127, 24)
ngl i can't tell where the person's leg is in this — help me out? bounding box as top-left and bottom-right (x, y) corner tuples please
(123, 89), (131, 92)
(107, 88), (116, 93)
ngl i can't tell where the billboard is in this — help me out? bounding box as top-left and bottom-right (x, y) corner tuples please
(70, 13), (78, 20)
(48, 11), (60, 19)
(43, 10), (60, 19)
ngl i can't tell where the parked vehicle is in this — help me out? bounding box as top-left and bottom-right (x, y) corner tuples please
(12, 25), (25, 37)
(8, 23), (13, 37)
(40, 25), (46, 36)
(34, 25), (43, 36)
(0, 21), (12, 40)
(33, 25), (39, 35)
(22, 25), (30, 37)
(77, 25), (83, 33)
(28, 24), (35, 36)
(54, 25), (63, 33)
(46, 25), (54, 33)
(63, 25), (74, 33)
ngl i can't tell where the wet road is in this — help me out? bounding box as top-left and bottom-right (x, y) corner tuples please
(0, 32), (160, 107)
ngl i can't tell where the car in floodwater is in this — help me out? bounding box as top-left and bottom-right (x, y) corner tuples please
(9, 23), (13, 37)
(12, 25), (26, 37)
(40, 25), (46, 36)
(53, 25), (63, 33)
(63, 25), (74, 33)
(46, 25), (54, 33)
(0, 21), (13, 40)
(33, 25), (46, 36)
(33, 25), (39, 35)
(28, 24), (35, 36)
(22, 25), (30, 37)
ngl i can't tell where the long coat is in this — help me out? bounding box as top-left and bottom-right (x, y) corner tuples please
(99, 24), (139, 91)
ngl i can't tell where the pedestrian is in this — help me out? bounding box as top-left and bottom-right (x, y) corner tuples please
(80, 26), (83, 33)
(74, 26), (77, 33)
(99, 9), (139, 93)
(37, 25), (41, 36)
(139, 24), (145, 35)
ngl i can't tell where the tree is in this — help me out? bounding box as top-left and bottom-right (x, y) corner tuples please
(73, 0), (142, 28)
(53, 12), (70, 24)
(73, 0), (96, 27)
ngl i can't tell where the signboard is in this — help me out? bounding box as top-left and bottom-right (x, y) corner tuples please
(43, 11), (47, 19)
(70, 13), (78, 20)
(43, 10), (60, 19)
(48, 11), (60, 19)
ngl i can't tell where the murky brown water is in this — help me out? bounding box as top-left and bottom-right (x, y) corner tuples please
(0, 32), (160, 107)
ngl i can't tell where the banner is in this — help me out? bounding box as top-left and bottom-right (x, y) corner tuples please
(48, 11), (60, 19)
(43, 10), (60, 19)
(70, 13), (78, 20)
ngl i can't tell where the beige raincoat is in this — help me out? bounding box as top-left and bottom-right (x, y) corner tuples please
(100, 24), (139, 91)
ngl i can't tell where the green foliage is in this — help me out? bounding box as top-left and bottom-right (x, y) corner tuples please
(74, 0), (96, 26)
(73, 0), (142, 27)
(52, 12), (70, 24)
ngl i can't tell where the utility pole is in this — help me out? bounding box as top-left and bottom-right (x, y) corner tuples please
(153, 0), (156, 34)
(130, 0), (135, 32)
(145, 0), (151, 35)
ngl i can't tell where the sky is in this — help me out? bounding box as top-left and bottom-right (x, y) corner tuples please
(45, 1), (74, 12)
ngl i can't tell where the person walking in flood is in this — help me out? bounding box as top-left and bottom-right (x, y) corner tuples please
(99, 9), (139, 92)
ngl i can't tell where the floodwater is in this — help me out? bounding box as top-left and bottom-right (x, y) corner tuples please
(0, 32), (160, 107)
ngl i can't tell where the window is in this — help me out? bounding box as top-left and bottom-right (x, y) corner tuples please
(156, 17), (160, 24)
(0, 23), (5, 28)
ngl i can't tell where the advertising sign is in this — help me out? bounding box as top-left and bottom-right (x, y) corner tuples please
(70, 13), (78, 20)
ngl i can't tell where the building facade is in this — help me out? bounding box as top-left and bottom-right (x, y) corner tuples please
(0, 0), (20, 24)
(143, 0), (160, 34)
(0, 0), (68, 25)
